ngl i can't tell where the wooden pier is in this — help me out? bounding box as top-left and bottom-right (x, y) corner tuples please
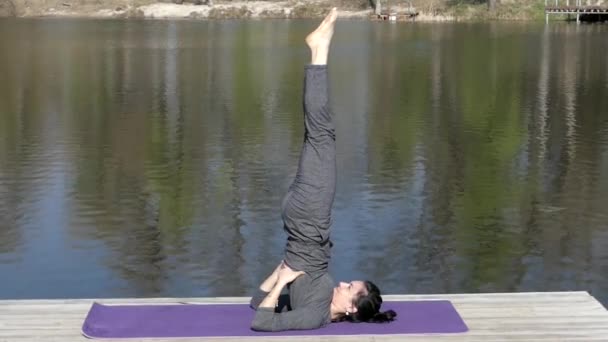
(371, 9), (419, 21)
(545, 0), (608, 23)
(1, 291), (608, 341)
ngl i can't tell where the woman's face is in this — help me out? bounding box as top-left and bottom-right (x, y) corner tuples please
(332, 281), (367, 313)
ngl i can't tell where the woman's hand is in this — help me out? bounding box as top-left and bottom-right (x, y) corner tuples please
(277, 264), (306, 284)
(270, 261), (285, 283)
(259, 260), (286, 292)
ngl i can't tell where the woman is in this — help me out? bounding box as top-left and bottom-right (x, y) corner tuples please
(249, 8), (396, 332)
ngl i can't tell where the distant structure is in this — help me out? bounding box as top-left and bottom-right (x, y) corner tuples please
(545, 0), (608, 23)
(373, 0), (382, 15)
(370, 0), (419, 21)
(172, 0), (212, 4)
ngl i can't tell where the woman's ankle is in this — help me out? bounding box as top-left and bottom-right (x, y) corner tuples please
(310, 47), (329, 65)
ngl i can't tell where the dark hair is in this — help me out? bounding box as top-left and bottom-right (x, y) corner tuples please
(336, 281), (397, 323)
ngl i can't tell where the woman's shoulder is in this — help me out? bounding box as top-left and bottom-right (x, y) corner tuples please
(290, 272), (333, 301)
(299, 271), (333, 290)
(312, 273), (334, 301)
(321, 272), (334, 286)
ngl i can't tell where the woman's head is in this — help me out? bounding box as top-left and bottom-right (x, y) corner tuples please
(331, 280), (397, 323)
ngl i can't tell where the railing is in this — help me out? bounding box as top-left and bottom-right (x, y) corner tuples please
(545, 0), (608, 23)
(545, 0), (594, 5)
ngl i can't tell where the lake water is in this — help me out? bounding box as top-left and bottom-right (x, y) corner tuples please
(0, 18), (607, 305)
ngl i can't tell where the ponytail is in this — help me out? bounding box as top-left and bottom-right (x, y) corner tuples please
(370, 309), (397, 323)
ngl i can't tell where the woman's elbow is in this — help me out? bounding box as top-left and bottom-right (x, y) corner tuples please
(251, 308), (277, 332)
(250, 320), (271, 332)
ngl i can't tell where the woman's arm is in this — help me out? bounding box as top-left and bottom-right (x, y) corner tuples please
(250, 261), (284, 309)
(259, 263), (304, 308)
(251, 265), (309, 331)
(260, 261), (283, 292)
(258, 277), (288, 309)
(251, 305), (326, 332)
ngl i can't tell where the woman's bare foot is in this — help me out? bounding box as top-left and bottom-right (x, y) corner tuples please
(306, 8), (338, 65)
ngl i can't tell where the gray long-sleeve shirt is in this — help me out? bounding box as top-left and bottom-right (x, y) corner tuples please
(250, 272), (334, 331)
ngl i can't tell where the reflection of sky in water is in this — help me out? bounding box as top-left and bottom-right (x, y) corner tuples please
(0, 19), (607, 306)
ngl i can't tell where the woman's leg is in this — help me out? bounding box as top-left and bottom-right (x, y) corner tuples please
(282, 8), (338, 275)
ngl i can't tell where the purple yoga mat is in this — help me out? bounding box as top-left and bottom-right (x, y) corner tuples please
(82, 300), (468, 338)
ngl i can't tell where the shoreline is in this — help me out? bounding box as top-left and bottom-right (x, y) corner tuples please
(8, 5), (451, 21)
(1, 1), (544, 21)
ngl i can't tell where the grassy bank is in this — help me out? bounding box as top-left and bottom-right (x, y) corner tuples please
(439, 1), (547, 21)
(362, 0), (546, 21)
(0, 0), (548, 21)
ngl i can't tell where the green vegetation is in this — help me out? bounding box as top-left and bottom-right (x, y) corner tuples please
(366, 0), (548, 20)
(1, 0), (550, 20)
(299, 0), (545, 21)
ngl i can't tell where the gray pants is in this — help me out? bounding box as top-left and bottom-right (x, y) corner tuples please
(282, 65), (336, 277)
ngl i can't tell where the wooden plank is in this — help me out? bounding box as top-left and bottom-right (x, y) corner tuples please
(0, 291), (595, 305)
(2, 332), (608, 340)
(0, 292), (607, 341)
(0, 298), (601, 311)
(1, 336), (607, 342)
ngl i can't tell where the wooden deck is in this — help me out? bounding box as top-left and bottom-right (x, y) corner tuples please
(1, 291), (608, 341)
(545, 0), (608, 22)
(371, 11), (419, 21)
(546, 6), (608, 13)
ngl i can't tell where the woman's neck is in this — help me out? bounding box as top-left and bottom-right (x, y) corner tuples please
(330, 302), (343, 321)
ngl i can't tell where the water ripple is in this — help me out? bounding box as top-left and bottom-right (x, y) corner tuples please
(0, 20), (607, 302)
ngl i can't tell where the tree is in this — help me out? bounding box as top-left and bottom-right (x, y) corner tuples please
(370, 0), (382, 15)
(488, 0), (500, 12)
